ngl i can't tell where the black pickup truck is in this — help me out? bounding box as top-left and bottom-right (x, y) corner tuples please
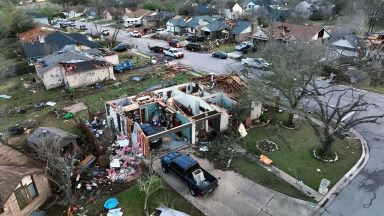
(161, 151), (218, 196)
(149, 46), (167, 53)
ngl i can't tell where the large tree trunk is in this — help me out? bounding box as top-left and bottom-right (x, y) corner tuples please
(321, 134), (335, 156)
(286, 112), (295, 127)
(144, 195), (149, 216)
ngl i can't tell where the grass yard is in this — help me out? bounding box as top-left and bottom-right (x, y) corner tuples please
(118, 52), (150, 68)
(84, 182), (204, 216)
(240, 113), (362, 190)
(232, 157), (314, 202)
(0, 69), (196, 133)
(214, 43), (236, 53)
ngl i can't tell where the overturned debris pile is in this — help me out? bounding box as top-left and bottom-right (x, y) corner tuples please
(193, 74), (245, 98)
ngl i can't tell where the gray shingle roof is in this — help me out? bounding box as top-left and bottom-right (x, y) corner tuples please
(205, 20), (228, 32)
(67, 33), (100, 48)
(22, 43), (61, 59)
(231, 21), (252, 35)
(169, 17), (188, 27)
(329, 30), (363, 49)
(27, 127), (78, 146)
(35, 50), (94, 75)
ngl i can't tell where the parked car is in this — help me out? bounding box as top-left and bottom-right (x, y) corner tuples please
(211, 51), (228, 59)
(235, 41), (254, 51)
(112, 44), (131, 52)
(113, 61), (134, 73)
(52, 23), (61, 28)
(185, 43), (202, 52)
(241, 58), (270, 69)
(187, 35), (205, 42)
(129, 30), (142, 38)
(149, 46), (167, 53)
(79, 25), (87, 30)
(161, 151), (218, 196)
(164, 48), (184, 58)
(169, 39), (182, 48)
(156, 28), (166, 33)
(101, 29), (110, 36)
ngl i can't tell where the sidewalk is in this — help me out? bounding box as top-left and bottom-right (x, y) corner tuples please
(232, 144), (324, 202)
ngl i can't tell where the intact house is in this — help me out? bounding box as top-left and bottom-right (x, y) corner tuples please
(0, 144), (51, 216)
(166, 16), (188, 34)
(251, 21), (334, 44)
(142, 11), (175, 29)
(26, 12), (49, 25)
(229, 20), (253, 42)
(201, 19), (228, 39)
(223, 2), (244, 19)
(123, 9), (155, 27)
(294, 0), (334, 19)
(326, 31), (364, 61)
(27, 127), (79, 157)
(21, 31), (100, 64)
(62, 7), (84, 18)
(105, 74), (262, 158)
(34, 49), (116, 89)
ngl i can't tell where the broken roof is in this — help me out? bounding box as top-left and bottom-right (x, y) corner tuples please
(263, 21), (334, 41)
(61, 59), (112, 73)
(27, 127), (78, 146)
(193, 74), (245, 99)
(18, 26), (57, 43)
(204, 20), (228, 32)
(23, 32), (100, 59)
(125, 8), (154, 18)
(168, 16), (188, 27)
(329, 30), (363, 49)
(0, 144), (43, 207)
(35, 50), (95, 75)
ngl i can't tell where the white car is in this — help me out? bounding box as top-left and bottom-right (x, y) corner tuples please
(129, 30), (142, 38)
(235, 41), (254, 51)
(163, 48), (184, 59)
(241, 58), (270, 69)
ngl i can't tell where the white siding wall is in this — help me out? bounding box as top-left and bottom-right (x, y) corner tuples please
(64, 67), (115, 88)
(41, 66), (65, 89)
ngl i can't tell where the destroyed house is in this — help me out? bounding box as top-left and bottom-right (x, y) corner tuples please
(0, 145), (51, 216)
(105, 75), (261, 158)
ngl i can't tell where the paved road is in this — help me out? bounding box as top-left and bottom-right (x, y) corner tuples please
(78, 22), (384, 215)
(78, 22), (242, 74)
(154, 148), (315, 216)
(313, 88), (384, 216)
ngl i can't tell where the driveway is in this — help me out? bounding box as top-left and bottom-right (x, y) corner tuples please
(77, 22), (242, 74)
(154, 148), (315, 216)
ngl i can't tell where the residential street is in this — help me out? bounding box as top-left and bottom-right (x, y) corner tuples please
(80, 22), (384, 216)
(78, 22), (242, 74)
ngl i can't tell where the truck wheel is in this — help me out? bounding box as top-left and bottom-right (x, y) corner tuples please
(190, 188), (197, 196)
(162, 165), (168, 173)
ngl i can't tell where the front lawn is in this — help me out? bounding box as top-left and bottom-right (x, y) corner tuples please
(118, 52), (150, 68)
(214, 43), (236, 53)
(84, 182), (204, 216)
(240, 113), (362, 190)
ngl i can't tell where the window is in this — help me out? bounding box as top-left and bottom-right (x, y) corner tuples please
(14, 176), (39, 210)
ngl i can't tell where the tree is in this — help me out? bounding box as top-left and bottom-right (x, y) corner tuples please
(29, 135), (77, 206)
(359, 0), (384, 32)
(304, 82), (384, 157)
(138, 174), (163, 216)
(0, 7), (35, 38)
(243, 42), (325, 127)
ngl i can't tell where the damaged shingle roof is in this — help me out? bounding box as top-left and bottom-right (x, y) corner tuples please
(0, 144), (44, 207)
(205, 20), (228, 32)
(169, 16), (188, 27)
(27, 127), (78, 146)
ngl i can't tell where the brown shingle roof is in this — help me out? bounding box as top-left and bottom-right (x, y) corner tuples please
(0, 144), (43, 206)
(263, 22), (335, 41)
(18, 27), (57, 43)
(125, 9), (154, 18)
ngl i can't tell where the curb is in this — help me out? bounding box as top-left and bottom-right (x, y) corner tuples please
(311, 128), (369, 215)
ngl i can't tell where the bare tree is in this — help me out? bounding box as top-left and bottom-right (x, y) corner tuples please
(29, 135), (77, 206)
(304, 83), (384, 157)
(360, 0), (384, 32)
(138, 174), (163, 216)
(243, 42), (325, 127)
(89, 0), (106, 19)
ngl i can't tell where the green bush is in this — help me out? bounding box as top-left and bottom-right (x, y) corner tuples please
(310, 11), (324, 21)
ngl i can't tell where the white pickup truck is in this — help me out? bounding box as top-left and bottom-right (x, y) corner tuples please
(163, 48), (184, 59)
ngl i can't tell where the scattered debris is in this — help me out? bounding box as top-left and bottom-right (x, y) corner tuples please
(151, 207), (190, 216)
(104, 197), (119, 210)
(132, 76), (141, 82)
(46, 101), (56, 106)
(0, 94), (12, 99)
(316, 168), (321, 172)
(238, 123), (248, 137)
(199, 146), (209, 152)
(259, 154), (273, 165)
(63, 102), (88, 114)
(318, 178), (331, 195)
(64, 112), (74, 119)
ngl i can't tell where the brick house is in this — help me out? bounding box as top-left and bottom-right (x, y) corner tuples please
(0, 144), (51, 216)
